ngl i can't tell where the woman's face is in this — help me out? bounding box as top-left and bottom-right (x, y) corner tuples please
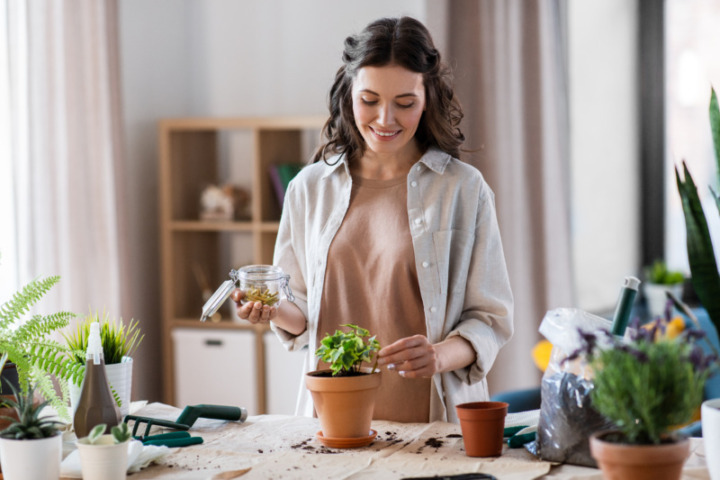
(351, 64), (426, 158)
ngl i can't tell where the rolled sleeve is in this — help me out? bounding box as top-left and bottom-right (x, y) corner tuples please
(446, 181), (514, 385)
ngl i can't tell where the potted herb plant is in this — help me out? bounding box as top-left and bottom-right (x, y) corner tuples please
(305, 324), (381, 447)
(76, 422), (132, 480)
(0, 274), (84, 423)
(643, 259), (685, 319)
(572, 316), (718, 480)
(0, 384), (64, 480)
(63, 311), (144, 418)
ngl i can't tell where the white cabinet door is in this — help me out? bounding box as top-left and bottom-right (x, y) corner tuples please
(172, 328), (257, 413)
(264, 331), (306, 415)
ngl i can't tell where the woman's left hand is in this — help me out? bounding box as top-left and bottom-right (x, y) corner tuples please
(377, 335), (439, 378)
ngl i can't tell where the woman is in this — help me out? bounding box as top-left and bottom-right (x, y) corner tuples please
(233, 16), (513, 423)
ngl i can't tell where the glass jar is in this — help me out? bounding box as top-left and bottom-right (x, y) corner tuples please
(231, 265), (294, 307)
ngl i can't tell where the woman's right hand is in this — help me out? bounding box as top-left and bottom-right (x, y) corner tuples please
(231, 289), (277, 324)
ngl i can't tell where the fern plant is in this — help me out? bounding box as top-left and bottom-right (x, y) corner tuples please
(0, 275), (84, 421)
(676, 87), (720, 336)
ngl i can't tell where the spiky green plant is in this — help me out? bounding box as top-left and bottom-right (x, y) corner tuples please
(62, 310), (144, 365)
(0, 275), (84, 421)
(0, 383), (63, 439)
(676, 87), (720, 336)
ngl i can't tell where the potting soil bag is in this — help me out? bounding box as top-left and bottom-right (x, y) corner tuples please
(534, 308), (616, 467)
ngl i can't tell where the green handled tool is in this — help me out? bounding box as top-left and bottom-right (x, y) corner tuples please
(125, 404), (248, 443)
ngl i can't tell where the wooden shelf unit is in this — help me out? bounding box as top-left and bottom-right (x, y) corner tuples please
(158, 116), (325, 411)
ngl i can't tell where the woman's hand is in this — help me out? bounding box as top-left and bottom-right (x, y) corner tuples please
(377, 335), (476, 378)
(231, 289), (277, 324)
(377, 335), (439, 378)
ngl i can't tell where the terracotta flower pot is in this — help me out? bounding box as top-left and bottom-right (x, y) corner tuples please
(456, 401), (508, 457)
(305, 369), (381, 440)
(589, 431), (690, 480)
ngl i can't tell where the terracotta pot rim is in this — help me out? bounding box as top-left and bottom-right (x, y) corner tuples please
(306, 369), (381, 393)
(590, 430), (691, 464)
(456, 401), (509, 410)
(456, 401), (508, 421)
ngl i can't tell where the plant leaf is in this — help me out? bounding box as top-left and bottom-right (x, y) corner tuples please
(676, 163), (720, 336)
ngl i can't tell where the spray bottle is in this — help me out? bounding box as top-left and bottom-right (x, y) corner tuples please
(73, 322), (122, 437)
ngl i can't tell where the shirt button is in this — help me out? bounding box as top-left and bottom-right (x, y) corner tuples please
(411, 181), (418, 188)
(416, 165), (422, 172)
(414, 218), (422, 225)
(430, 306), (437, 313)
(422, 261), (430, 268)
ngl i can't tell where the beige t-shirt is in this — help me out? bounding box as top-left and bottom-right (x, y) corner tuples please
(317, 174), (431, 423)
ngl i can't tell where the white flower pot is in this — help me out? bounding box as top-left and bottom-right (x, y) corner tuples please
(643, 283), (683, 320)
(70, 357), (133, 419)
(77, 435), (129, 480)
(702, 398), (720, 480)
(0, 432), (62, 480)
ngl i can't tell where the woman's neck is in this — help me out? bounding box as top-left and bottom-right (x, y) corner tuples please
(351, 143), (423, 180)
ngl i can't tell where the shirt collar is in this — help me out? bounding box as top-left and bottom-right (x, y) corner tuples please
(319, 147), (452, 179)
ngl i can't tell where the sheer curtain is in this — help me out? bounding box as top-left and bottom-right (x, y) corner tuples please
(2, 0), (128, 317)
(448, 0), (574, 394)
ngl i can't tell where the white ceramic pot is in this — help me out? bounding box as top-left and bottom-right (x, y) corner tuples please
(643, 283), (683, 320)
(70, 357), (133, 419)
(0, 432), (62, 480)
(77, 435), (129, 480)
(702, 398), (720, 479)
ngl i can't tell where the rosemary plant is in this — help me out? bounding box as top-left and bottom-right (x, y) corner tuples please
(570, 316), (717, 445)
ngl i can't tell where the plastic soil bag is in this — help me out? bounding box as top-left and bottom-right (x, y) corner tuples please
(534, 308), (616, 467)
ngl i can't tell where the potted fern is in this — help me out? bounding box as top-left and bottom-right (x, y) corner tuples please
(63, 311), (144, 418)
(0, 274), (84, 423)
(77, 422), (132, 480)
(0, 384), (64, 480)
(305, 324), (381, 448)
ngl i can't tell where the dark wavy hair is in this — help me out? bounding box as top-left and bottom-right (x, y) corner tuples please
(312, 16), (465, 164)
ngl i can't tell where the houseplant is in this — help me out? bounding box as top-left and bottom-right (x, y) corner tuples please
(63, 310), (144, 417)
(0, 274), (84, 422)
(305, 324), (381, 447)
(0, 383), (64, 480)
(643, 259), (685, 319)
(572, 315), (717, 480)
(77, 422), (132, 480)
(675, 87), (720, 341)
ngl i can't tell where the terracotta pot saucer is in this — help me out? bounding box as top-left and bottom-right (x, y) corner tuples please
(316, 429), (377, 449)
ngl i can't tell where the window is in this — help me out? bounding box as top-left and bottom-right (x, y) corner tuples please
(665, 0), (720, 274)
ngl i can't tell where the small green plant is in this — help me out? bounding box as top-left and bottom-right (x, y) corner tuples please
(0, 384), (63, 440)
(315, 324), (380, 376)
(570, 314), (717, 445)
(0, 275), (84, 420)
(645, 260), (685, 285)
(62, 310), (144, 365)
(86, 422), (131, 444)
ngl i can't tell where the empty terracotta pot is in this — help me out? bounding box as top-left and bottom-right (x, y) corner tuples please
(456, 401), (508, 457)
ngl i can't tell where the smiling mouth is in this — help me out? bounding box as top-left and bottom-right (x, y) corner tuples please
(370, 126), (400, 138)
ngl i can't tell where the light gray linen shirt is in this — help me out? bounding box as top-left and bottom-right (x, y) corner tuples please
(271, 147), (514, 423)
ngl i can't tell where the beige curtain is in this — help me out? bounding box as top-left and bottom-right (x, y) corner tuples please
(448, 0), (574, 394)
(5, 0), (129, 320)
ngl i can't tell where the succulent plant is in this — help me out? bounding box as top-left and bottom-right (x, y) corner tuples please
(0, 384), (63, 440)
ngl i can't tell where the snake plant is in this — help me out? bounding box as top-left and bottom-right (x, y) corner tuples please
(675, 87), (720, 335)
